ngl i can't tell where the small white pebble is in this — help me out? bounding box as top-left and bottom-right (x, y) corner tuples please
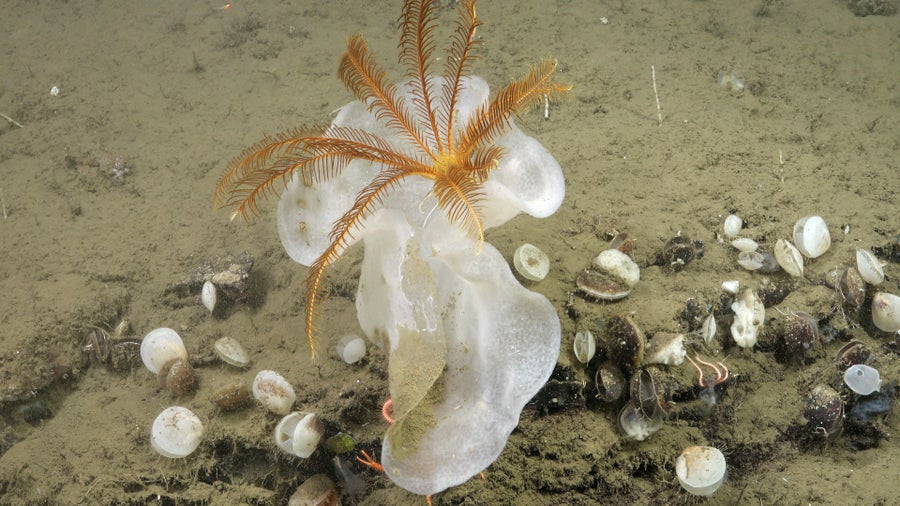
(600, 17), (609, 25)
(50, 85), (60, 97)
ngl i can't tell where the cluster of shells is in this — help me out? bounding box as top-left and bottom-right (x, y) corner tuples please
(561, 213), (898, 496)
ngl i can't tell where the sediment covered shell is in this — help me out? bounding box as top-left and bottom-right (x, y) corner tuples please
(253, 370), (296, 415)
(513, 243), (550, 282)
(288, 474), (338, 506)
(605, 313), (646, 371)
(781, 311), (819, 357)
(871, 292), (900, 332)
(660, 236), (704, 271)
(214, 336), (251, 368)
(644, 333), (686, 366)
(594, 362), (625, 402)
(805, 384), (843, 439)
(157, 358), (198, 397)
(211, 382), (251, 411)
(839, 267), (866, 307)
(675, 446), (727, 496)
(835, 340), (870, 371)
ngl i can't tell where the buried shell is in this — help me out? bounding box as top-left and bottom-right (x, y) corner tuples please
(659, 236), (704, 271)
(629, 367), (672, 418)
(781, 311), (819, 357)
(287, 473), (339, 506)
(594, 362), (625, 402)
(605, 313), (646, 371)
(576, 269), (631, 301)
(835, 340), (870, 371)
(618, 400), (663, 441)
(211, 382), (251, 411)
(839, 267), (866, 307)
(805, 384), (844, 440)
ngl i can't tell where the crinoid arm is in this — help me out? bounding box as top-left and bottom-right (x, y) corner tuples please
(458, 59), (572, 156)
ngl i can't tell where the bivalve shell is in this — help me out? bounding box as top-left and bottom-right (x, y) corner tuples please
(592, 249), (640, 287)
(253, 370), (296, 415)
(736, 251), (765, 271)
(201, 280), (217, 314)
(723, 214), (742, 238)
(214, 336), (251, 368)
(274, 411), (325, 458)
(150, 406), (204, 458)
(792, 215), (831, 258)
(288, 474), (338, 506)
(675, 446), (727, 496)
(211, 382), (251, 411)
(781, 311), (819, 357)
(660, 236), (703, 271)
(157, 358), (198, 397)
(838, 267), (866, 307)
(871, 292), (900, 332)
(594, 362), (625, 402)
(731, 238), (758, 252)
(336, 334), (366, 364)
(605, 313), (646, 371)
(618, 401), (663, 441)
(513, 243), (550, 282)
(573, 331), (596, 364)
(835, 340), (870, 371)
(576, 269), (631, 301)
(141, 328), (189, 375)
(855, 248), (884, 285)
(774, 239), (804, 277)
(805, 384), (844, 439)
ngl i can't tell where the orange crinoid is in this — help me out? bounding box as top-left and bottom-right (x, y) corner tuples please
(214, 0), (570, 357)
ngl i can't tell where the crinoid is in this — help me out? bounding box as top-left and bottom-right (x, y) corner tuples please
(214, 0), (570, 358)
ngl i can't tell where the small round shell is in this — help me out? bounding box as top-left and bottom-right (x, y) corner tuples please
(214, 336), (251, 368)
(793, 215), (831, 258)
(513, 243), (550, 282)
(723, 214), (742, 238)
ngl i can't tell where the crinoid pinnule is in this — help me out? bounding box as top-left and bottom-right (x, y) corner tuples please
(214, 0), (570, 357)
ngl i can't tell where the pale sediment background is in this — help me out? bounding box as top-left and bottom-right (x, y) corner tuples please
(0, 1), (897, 504)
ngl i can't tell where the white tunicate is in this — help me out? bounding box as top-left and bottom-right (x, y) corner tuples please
(871, 292), (900, 333)
(856, 249), (884, 286)
(843, 364), (881, 395)
(792, 216), (831, 258)
(150, 406), (204, 458)
(592, 249), (640, 287)
(214, 336), (250, 368)
(730, 238), (758, 252)
(573, 330), (596, 364)
(731, 289), (764, 349)
(140, 328), (189, 375)
(201, 281), (217, 314)
(253, 370), (296, 415)
(336, 334), (367, 364)
(513, 243), (550, 282)
(721, 280), (740, 295)
(723, 214), (742, 238)
(676, 446), (727, 496)
(644, 333), (686, 366)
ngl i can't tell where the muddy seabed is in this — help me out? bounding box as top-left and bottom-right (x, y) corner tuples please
(1, 0), (897, 504)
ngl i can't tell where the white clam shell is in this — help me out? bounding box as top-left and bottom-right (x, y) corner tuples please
(150, 406), (204, 458)
(871, 292), (900, 333)
(730, 238), (758, 253)
(214, 336), (250, 368)
(721, 280), (740, 295)
(792, 215), (831, 258)
(737, 251), (765, 271)
(592, 249), (640, 287)
(723, 214), (742, 238)
(274, 411), (324, 458)
(676, 446), (726, 496)
(855, 248), (884, 286)
(573, 330), (596, 364)
(513, 243), (550, 282)
(201, 281), (217, 314)
(774, 239), (804, 277)
(253, 370), (296, 415)
(140, 328), (189, 375)
(336, 334), (367, 364)
(701, 314), (717, 346)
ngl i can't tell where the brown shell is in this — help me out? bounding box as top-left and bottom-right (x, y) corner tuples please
(158, 358), (197, 397)
(659, 236), (703, 271)
(835, 340), (870, 371)
(805, 384), (844, 440)
(211, 382), (251, 411)
(288, 473), (339, 506)
(629, 367), (671, 418)
(782, 311), (820, 356)
(594, 362), (625, 402)
(839, 267), (866, 307)
(576, 269), (631, 301)
(605, 313), (646, 371)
